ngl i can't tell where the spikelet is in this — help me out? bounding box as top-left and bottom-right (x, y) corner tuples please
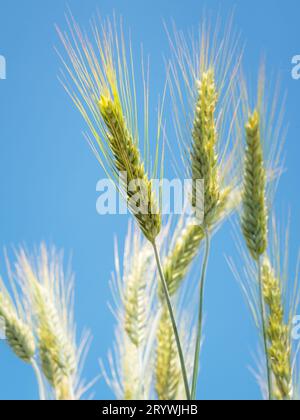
(261, 258), (292, 400)
(57, 16), (162, 243)
(15, 245), (82, 400)
(0, 281), (35, 363)
(192, 69), (220, 226)
(155, 306), (181, 400)
(242, 110), (268, 260)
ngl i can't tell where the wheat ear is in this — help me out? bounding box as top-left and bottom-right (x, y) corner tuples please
(155, 306), (181, 400)
(57, 17), (161, 244)
(15, 246), (81, 400)
(261, 259), (292, 400)
(241, 109), (272, 399)
(0, 287), (35, 363)
(123, 264), (147, 349)
(192, 69), (220, 226)
(34, 284), (76, 400)
(99, 96), (161, 243)
(242, 110), (268, 260)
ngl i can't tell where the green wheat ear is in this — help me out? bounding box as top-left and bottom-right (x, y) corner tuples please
(0, 292), (35, 363)
(99, 95), (161, 243)
(155, 306), (181, 400)
(192, 69), (220, 226)
(242, 110), (268, 260)
(57, 17), (163, 244)
(261, 259), (292, 400)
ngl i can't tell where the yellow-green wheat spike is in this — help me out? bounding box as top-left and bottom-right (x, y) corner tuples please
(155, 306), (181, 400)
(57, 17), (162, 244)
(242, 110), (268, 260)
(0, 289), (35, 363)
(191, 69), (220, 226)
(99, 96), (161, 243)
(261, 259), (292, 400)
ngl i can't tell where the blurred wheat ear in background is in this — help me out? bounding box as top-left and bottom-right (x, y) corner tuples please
(0, 245), (91, 400)
(261, 258), (293, 400)
(0, 278), (36, 363)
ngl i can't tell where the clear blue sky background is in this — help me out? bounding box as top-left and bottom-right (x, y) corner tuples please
(0, 0), (299, 401)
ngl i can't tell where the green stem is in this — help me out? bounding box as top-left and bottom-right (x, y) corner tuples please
(152, 241), (191, 401)
(258, 257), (272, 401)
(191, 228), (210, 400)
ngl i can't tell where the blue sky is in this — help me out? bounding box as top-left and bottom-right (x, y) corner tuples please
(0, 0), (299, 400)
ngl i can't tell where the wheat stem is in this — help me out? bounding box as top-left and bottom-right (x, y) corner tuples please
(31, 358), (46, 401)
(258, 257), (273, 400)
(191, 228), (210, 400)
(152, 241), (191, 401)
